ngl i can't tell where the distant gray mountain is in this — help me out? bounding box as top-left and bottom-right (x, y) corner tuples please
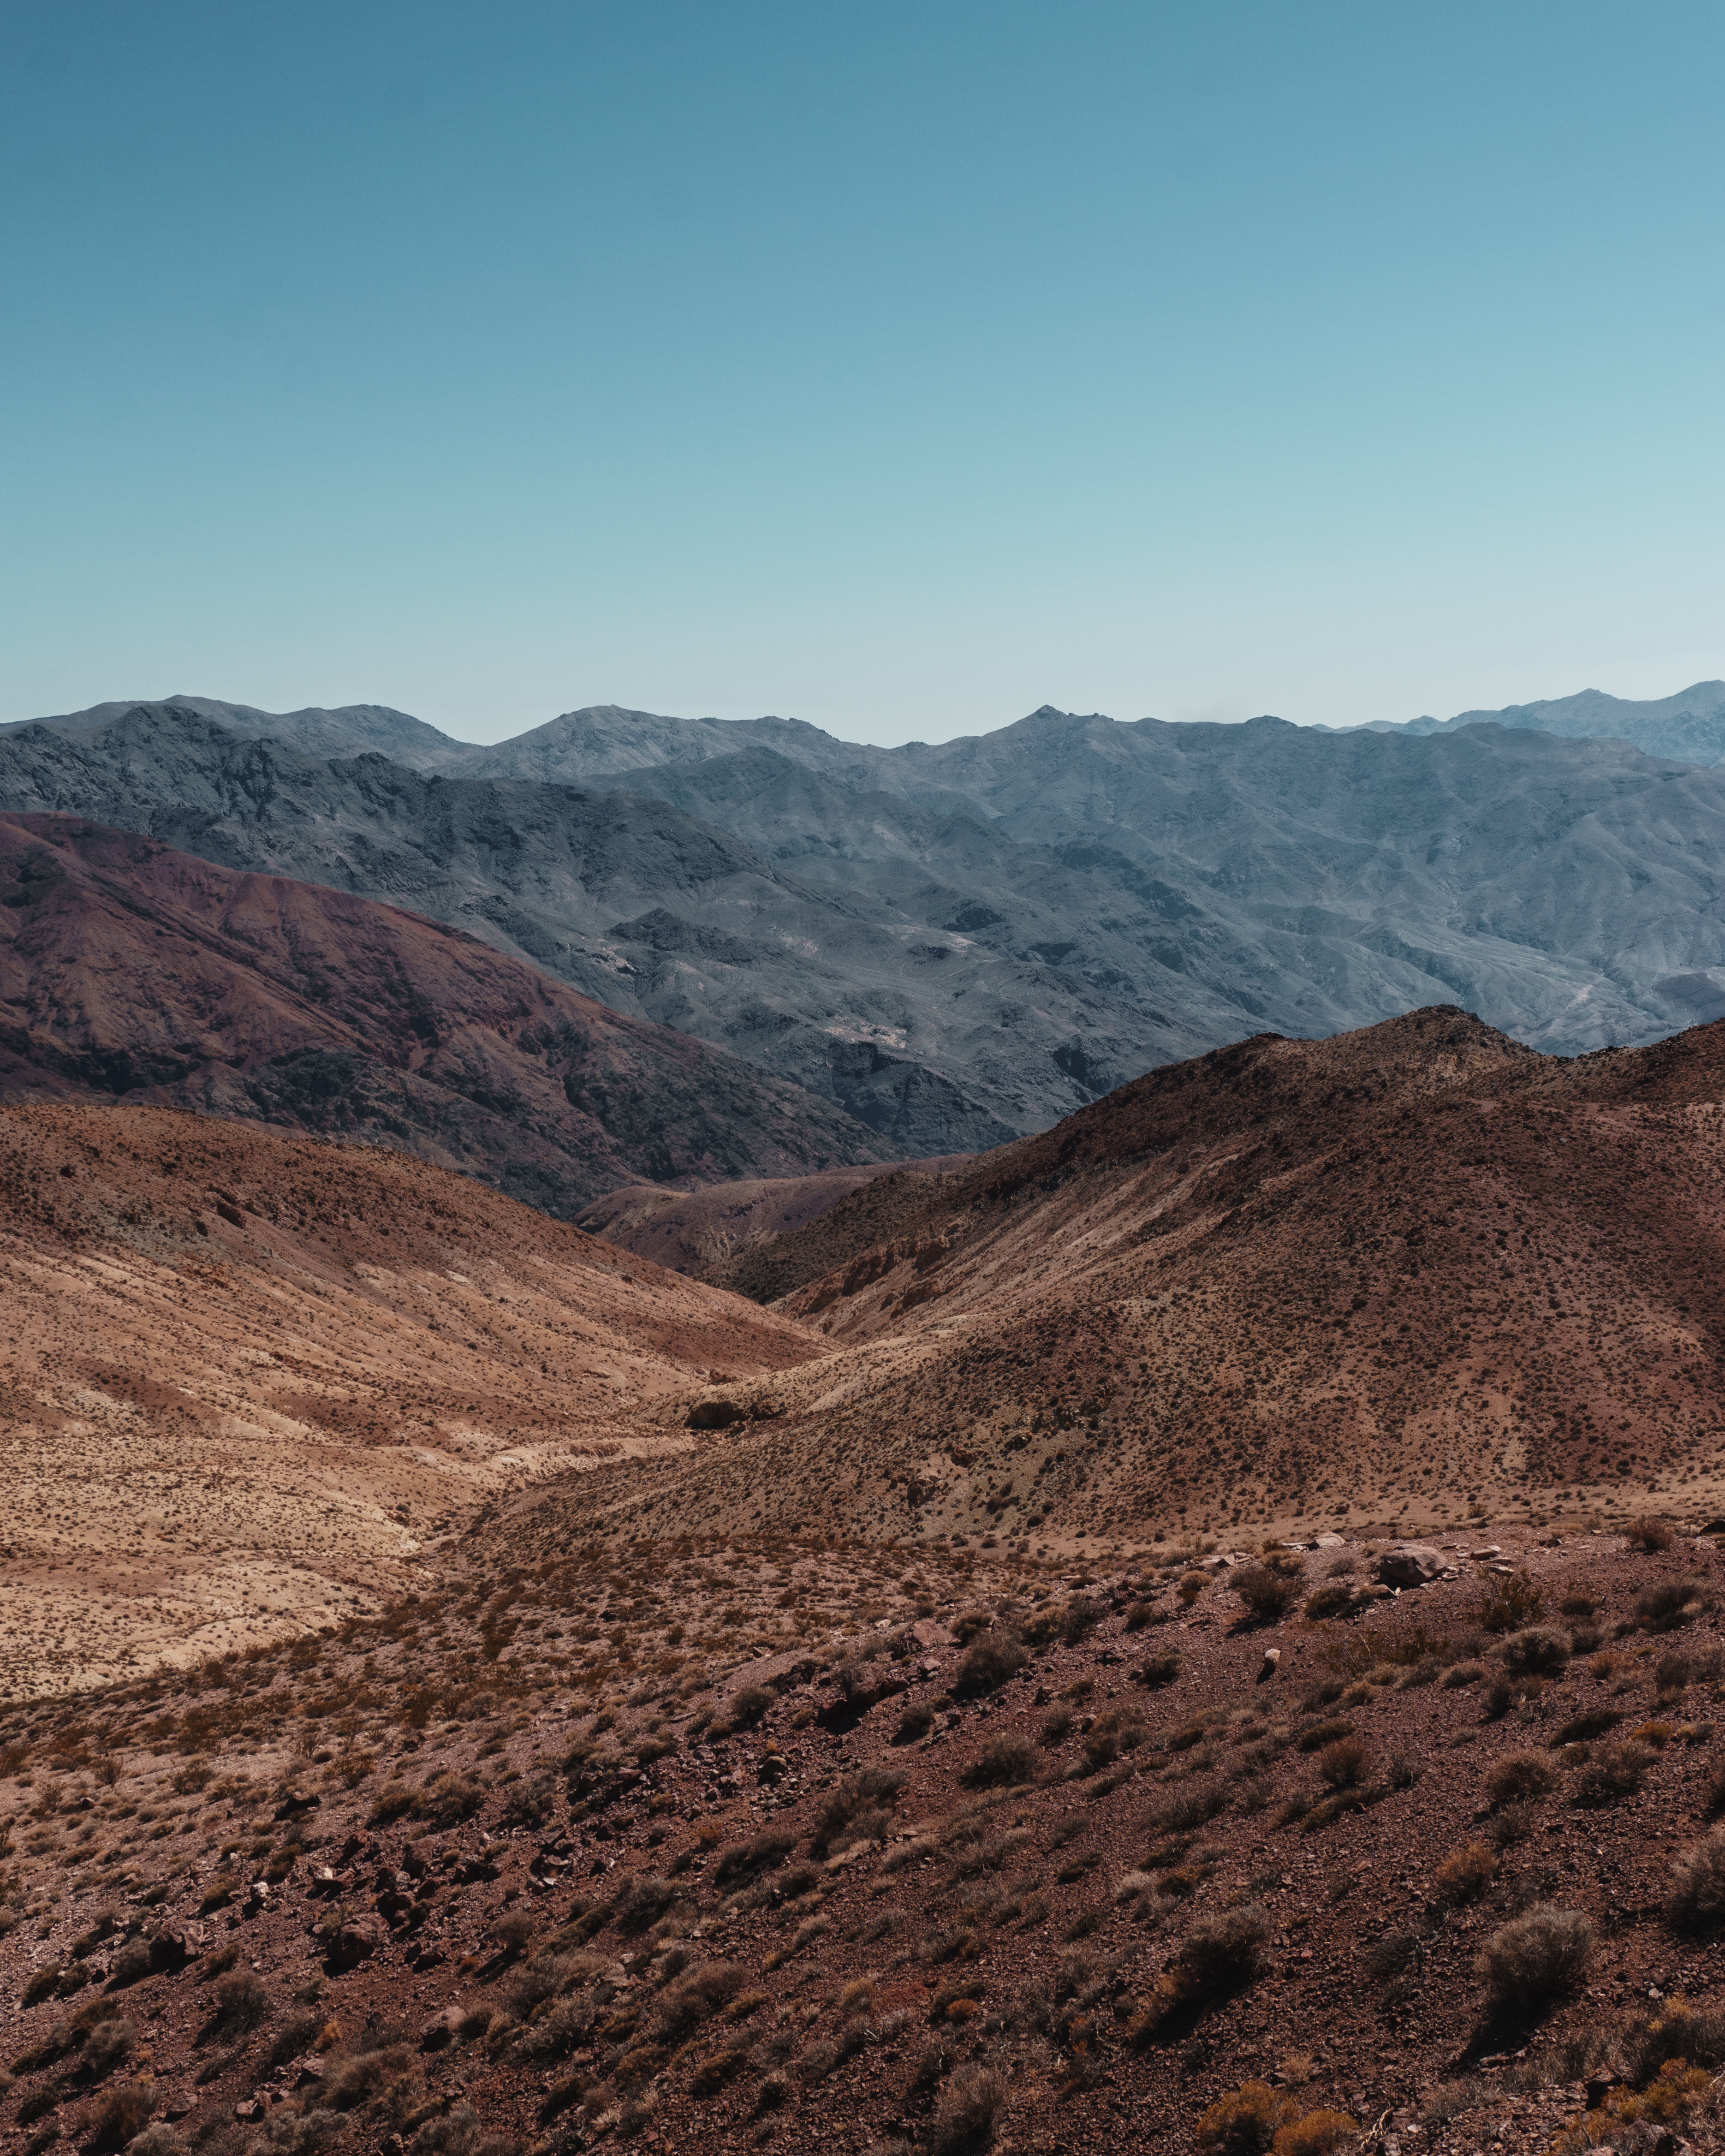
(5, 695), (477, 771)
(9, 692), (1725, 1148)
(1356, 680), (1725, 766)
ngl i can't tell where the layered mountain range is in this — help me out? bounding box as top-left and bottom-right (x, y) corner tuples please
(6, 685), (1725, 1151)
(0, 814), (893, 1216)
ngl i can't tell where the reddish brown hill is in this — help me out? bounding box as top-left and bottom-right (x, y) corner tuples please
(0, 812), (894, 1217)
(578, 1152), (974, 1282)
(0, 1102), (822, 1697)
(512, 1007), (1725, 1554)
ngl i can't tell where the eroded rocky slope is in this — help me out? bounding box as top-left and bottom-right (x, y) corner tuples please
(0, 815), (895, 1215)
(6, 1522), (1725, 2156)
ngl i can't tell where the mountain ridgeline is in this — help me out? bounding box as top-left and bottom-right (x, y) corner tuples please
(5, 685), (1725, 1151)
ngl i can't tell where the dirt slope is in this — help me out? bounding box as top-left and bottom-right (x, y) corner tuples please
(514, 1007), (1725, 1556)
(6, 1519), (1725, 2156)
(0, 1104), (822, 1698)
(579, 1155), (974, 1284)
(0, 813), (895, 1218)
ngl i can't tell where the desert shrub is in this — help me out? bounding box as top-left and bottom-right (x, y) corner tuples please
(213, 1969), (272, 2036)
(1552, 1708), (1626, 1747)
(1477, 1904), (1593, 2020)
(655, 1962), (745, 2041)
(497, 1774), (556, 1832)
(1198, 2081), (1300, 2156)
(1434, 1842), (1498, 1903)
(83, 2013), (137, 2078)
(930, 2062), (1008, 2156)
(1488, 1801), (1536, 1851)
(492, 1910), (535, 1957)
(1639, 1581), (1709, 1633)
(1656, 1645), (1723, 1692)
(1560, 1593), (1597, 1619)
(1316, 1739), (1369, 1791)
(1500, 1628), (1570, 1679)
(893, 1702), (934, 1745)
(1134, 1652), (1180, 1689)
(1303, 1584), (1355, 1622)
(86, 2083), (156, 2154)
(1233, 1567), (1298, 1625)
(955, 1633), (1028, 1696)
(610, 1873), (681, 1936)
(1442, 1660), (1485, 1689)
(1040, 1707), (1072, 1747)
(809, 1768), (905, 1855)
(1056, 1596), (1104, 1645)
(1295, 1718), (1353, 1753)
(962, 1737), (1040, 1790)
(1164, 1905), (1271, 2012)
(410, 2109), (484, 2156)
(1273, 2112), (1359, 2156)
(713, 1830), (794, 1885)
(414, 1770), (487, 1829)
(729, 1685), (773, 1729)
(1124, 1601), (1159, 1632)
(1572, 1740), (1649, 1808)
(1479, 1572), (1543, 1634)
(1667, 1828), (1725, 1933)
(1622, 1997), (1725, 2085)
(128, 2128), (187, 2156)
(368, 1783), (416, 1826)
(1626, 1516), (1676, 1552)
(1706, 1760), (1725, 1818)
(312, 2041), (416, 2115)
(1486, 1751), (1556, 1807)
(689, 2044), (751, 2096)
(257, 2108), (353, 2156)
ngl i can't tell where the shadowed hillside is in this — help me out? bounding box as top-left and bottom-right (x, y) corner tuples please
(0, 813), (896, 1216)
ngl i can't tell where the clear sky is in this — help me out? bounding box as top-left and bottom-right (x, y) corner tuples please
(3, 2), (1722, 745)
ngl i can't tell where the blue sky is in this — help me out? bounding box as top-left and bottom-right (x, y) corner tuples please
(3, 2), (1722, 744)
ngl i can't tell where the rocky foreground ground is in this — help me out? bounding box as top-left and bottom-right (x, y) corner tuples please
(7, 1519), (1725, 2156)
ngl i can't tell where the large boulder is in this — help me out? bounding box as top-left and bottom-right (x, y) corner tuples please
(1375, 1543), (1446, 1589)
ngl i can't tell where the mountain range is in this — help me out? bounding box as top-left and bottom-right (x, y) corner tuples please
(5, 685), (1725, 1152)
(0, 813), (892, 1217)
(1363, 679), (1725, 765)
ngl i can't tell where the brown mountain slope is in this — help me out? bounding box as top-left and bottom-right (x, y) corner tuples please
(579, 1152), (975, 1284)
(0, 812), (895, 1217)
(9, 1521), (1725, 2156)
(0, 1103), (823, 1698)
(504, 1006), (1725, 1556)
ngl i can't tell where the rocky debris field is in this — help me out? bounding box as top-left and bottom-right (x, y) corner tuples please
(9, 1520), (1725, 2156)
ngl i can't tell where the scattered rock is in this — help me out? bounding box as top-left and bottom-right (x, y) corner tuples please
(420, 2007), (463, 2051)
(331, 1915), (387, 1969)
(1375, 1543), (1446, 1588)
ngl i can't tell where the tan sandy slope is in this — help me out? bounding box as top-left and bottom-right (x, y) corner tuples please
(0, 1103), (822, 1699)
